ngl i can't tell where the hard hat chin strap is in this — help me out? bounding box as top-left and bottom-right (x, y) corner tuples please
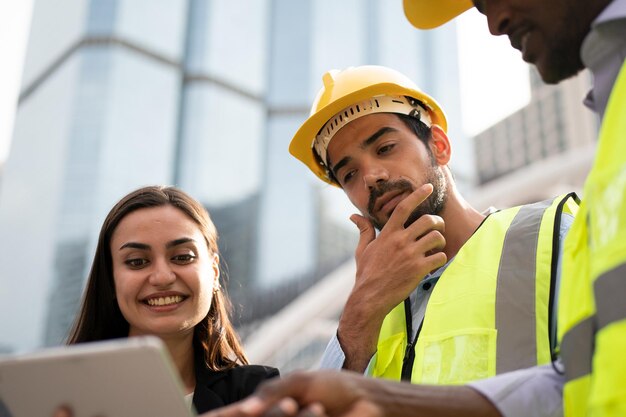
(313, 95), (432, 168)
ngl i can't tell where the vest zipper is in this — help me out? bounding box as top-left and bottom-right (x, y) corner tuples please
(401, 298), (423, 381)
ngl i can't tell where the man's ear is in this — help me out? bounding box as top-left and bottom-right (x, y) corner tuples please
(429, 124), (452, 165)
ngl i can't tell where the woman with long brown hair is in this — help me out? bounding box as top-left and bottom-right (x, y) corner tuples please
(67, 185), (277, 413)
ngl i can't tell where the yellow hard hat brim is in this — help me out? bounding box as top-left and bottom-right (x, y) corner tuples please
(403, 0), (473, 29)
(289, 83), (447, 186)
(290, 83), (407, 185)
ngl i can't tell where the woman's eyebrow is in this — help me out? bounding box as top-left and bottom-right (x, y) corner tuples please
(119, 237), (196, 251)
(119, 242), (150, 251)
(166, 237), (196, 248)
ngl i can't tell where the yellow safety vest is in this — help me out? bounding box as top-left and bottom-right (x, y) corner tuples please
(372, 194), (578, 384)
(558, 61), (626, 417)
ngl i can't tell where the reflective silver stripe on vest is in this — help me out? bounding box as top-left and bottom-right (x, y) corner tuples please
(561, 316), (595, 382)
(595, 263), (626, 330)
(495, 198), (553, 373)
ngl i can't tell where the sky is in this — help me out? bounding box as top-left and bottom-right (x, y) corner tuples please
(456, 9), (530, 135)
(0, 0), (34, 164)
(0, 3), (530, 165)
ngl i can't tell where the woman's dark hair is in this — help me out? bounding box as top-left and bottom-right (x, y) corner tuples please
(67, 185), (249, 370)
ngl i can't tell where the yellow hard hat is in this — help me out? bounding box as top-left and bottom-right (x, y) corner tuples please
(403, 0), (473, 30)
(289, 65), (447, 185)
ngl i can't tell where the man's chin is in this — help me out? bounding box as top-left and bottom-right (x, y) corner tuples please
(370, 215), (386, 231)
(536, 55), (584, 85)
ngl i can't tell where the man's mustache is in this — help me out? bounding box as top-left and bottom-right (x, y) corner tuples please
(367, 179), (414, 217)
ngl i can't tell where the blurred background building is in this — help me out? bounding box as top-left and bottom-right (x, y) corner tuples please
(0, 0), (597, 369)
(0, 0), (464, 354)
(470, 69), (597, 210)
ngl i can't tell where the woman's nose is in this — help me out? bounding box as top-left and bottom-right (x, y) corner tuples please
(149, 259), (176, 286)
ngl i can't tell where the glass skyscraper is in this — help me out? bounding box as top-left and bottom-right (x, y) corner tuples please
(0, 0), (464, 352)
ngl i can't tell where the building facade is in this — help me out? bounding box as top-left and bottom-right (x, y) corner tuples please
(0, 0), (465, 352)
(470, 68), (598, 209)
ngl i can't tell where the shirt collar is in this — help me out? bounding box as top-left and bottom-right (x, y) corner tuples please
(581, 0), (626, 114)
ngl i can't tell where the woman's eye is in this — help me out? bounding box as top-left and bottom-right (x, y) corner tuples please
(172, 254), (196, 264)
(125, 258), (148, 268)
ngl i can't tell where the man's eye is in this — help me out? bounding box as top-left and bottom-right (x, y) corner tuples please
(378, 144), (394, 154)
(343, 170), (356, 184)
(125, 258), (148, 268)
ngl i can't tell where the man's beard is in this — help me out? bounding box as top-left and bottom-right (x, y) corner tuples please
(367, 166), (447, 231)
(536, 32), (585, 84)
(534, 2), (595, 84)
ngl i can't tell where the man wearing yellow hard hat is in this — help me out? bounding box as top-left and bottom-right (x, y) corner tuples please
(202, 65), (573, 417)
(202, 0), (625, 415)
(291, 64), (574, 396)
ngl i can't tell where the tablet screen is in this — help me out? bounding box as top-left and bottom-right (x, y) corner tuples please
(0, 336), (195, 417)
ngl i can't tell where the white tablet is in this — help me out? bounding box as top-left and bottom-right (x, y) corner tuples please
(0, 336), (196, 417)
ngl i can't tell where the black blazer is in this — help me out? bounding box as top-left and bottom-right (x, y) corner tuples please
(192, 359), (279, 413)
